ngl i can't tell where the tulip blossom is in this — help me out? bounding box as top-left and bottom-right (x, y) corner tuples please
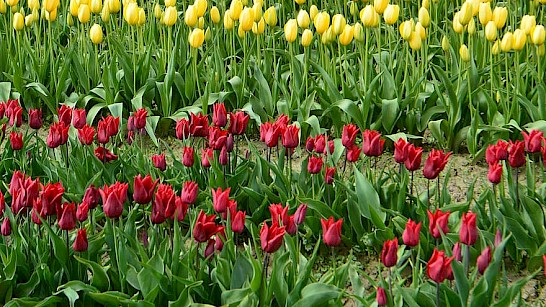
(133, 174), (159, 205)
(381, 238), (398, 267)
(6, 100), (22, 127)
(314, 135), (326, 154)
(226, 134), (234, 152)
(346, 145), (361, 162)
(362, 129), (385, 157)
(282, 124), (300, 149)
(261, 122), (281, 148)
(212, 187), (230, 213)
(1, 218), (12, 236)
(394, 138), (408, 163)
(201, 148), (213, 168)
(488, 163), (503, 184)
(72, 108), (87, 129)
(325, 167), (335, 184)
(57, 105), (73, 126)
(176, 118), (190, 140)
(193, 210), (223, 243)
(342, 124), (359, 148)
(477, 246), (492, 274)
(58, 202), (77, 231)
(105, 116), (120, 137)
(423, 149), (451, 179)
(152, 154), (167, 171)
(94, 147), (118, 162)
(294, 203), (307, 225)
(181, 181), (198, 204)
(78, 125), (95, 145)
(38, 182), (65, 217)
(269, 203), (290, 226)
(152, 184), (176, 224)
(208, 127), (228, 150)
(260, 222), (285, 253)
(83, 185), (101, 209)
(308, 156), (323, 174)
(190, 113), (209, 137)
(204, 238), (216, 259)
(522, 130), (543, 153)
(402, 219), (422, 247)
(212, 103), (227, 127)
(404, 144), (423, 171)
(305, 137), (315, 152)
(174, 197), (189, 222)
(231, 210), (246, 234)
(228, 111), (249, 135)
(219, 147), (228, 165)
(47, 122), (70, 149)
(99, 182), (129, 219)
(76, 202), (89, 222)
(97, 119), (110, 144)
(377, 287), (387, 306)
(453, 242), (462, 262)
(28, 108), (43, 129)
(427, 248), (454, 283)
(133, 108), (147, 130)
(427, 209), (450, 239)
(182, 147), (195, 167)
(0, 192), (4, 216)
(459, 212), (478, 246)
(73, 229), (88, 252)
(508, 140), (526, 168)
(10, 132), (23, 150)
(321, 217), (343, 247)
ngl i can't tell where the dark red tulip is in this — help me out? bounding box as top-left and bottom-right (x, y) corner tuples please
(97, 119), (110, 144)
(231, 210), (246, 234)
(10, 132), (23, 150)
(78, 125), (95, 145)
(94, 147), (118, 162)
(57, 105), (73, 126)
(152, 154), (167, 171)
(193, 210), (223, 243)
(427, 209), (450, 239)
(315, 135), (326, 154)
(488, 162), (503, 184)
(342, 124), (359, 148)
(181, 181), (198, 204)
(460, 212), (478, 246)
(47, 122), (69, 148)
(453, 242), (462, 262)
(226, 133), (234, 152)
(362, 130), (385, 157)
(508, 140), (526, 168)
(477, 246), (492, 274)
(423, 149), (452, 179)
(32, 199), (44, 225)
(321, 217), (343, 247)
(176, 118), (191, 140)
(328, 140), (336, 156)
(404, 144), (423, 171)
(76, 202), (89, 222)
(6, 99), (22, 127)
(174, 196), (188, 222)
(152, 184), (176, 224)
(427, 248), (454, 283)
(402, 219), (422, 247)
(0, 192), (4, 216)
(223, 199), (238, 220)
(325, 167), (335, 184)
(260, 222), (285, 253)
(127, 116), (135, 132)
(72, 108), (87, 129)
(212, 187), (230, 213)
(282, 124), (300, 149)
(307, 156), (323, 174)
(201, 148), (213, 168)
(183, 147), (194, 167)
(228, 111), (249, 135)
(133, 174), (159, 205)
(215, 229), (226, 251)
(495, 140), (509, 160)
(305, 137), (315, 152)
(219, 146), (228, 165)
(190, 113), (209, 137)
(39, 182), (64, 216)
(294, 203), (307, 225)
(269, 203), (289, 226)
(133, 108), (147, 130)
(0, 102), (6, 118)
(1, 218), (11, 236)
(261, 122), (281, 148)
(381, 238), (398, 267)
(73, 229), (88, 252)
(83, 185), (100, 209)
(58, 202), (77, 231)
(28, 109), (43, 129)
(204, 238), (216, 258)
(99, 182), (128, 219)
(105, 116), (120, 137)
(377, 287), (387, 306)
(213, 103), (227, 127)
(346, 145), (361, 162)
(208, 127), (228, 150)
(394, 138), (408, 163)
(522, 130), (543, 153)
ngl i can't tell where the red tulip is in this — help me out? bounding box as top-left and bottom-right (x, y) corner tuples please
(342, 124), (359, 148)
(72, 108), (87, 129)
(215, 229), (226, 251)
(314, 135), (326, 154)
(99, 182), (128, 219)
(201, 148), (213, 168)
(1, 218), (11, 236)
(193, 210), (223, 243)
(377, 287), (387, 306)
(231, 210), (246, 234)
(362, 130), (385, 157)
(325, 167), (335, 184)
(404, 144), (423, 171)
(543, 255), (546, 276)
(260, 122), (281, 148)
(83, 185), (101, 209)
(204, 238), (216, 258)
(423, 149), (451, 179)
(213, 103), (227, 127)
(0, 102), (5, 118)
(225, 133), (234, 152)
(427, 248), (454, 283)
(176, 118), (190, 140)
(152, 154), (167, 171)
(305, 137), (315, 152)
(73, 229), (88, 252)
(452, 242), (462, 262)
(28, 109), (43, 129)
(76, 202), (89, 222)
(427, 209), (450, 239)
(394, 138), (408, 163)
(494, 229), (502, 247)
(321, 217), (343, 247)
(522, 130), (543, 153)
(32, 200), (44, 225)
(260, 222), (286, 253)
(133, 174), (159, 205)
(219, 146), (228, 165)
(57, 105), (73, 126)
(174, 196), (189, 222)
(10, 132), (23, 150)
(97, 119), (110, 144)
(346, 145), (361, 162)
(181, 181), (198, 204)
(294, 203), (307, 225)
(133, 108), (147, 130)
(47, 122), (69, 148)
(402, 219), (422, 247)
(488, 163), (503, 184)
(94, 147), (118, 162)
(58, 202), (76, 231)
(78, 125), (95, 145)
(105, 116), (120, 137)
(327, 139), (334, 155)
(307, 156), (323, 174)
(460, 212), (478, 246)
(208, 127), (228, 150)
(183, 147), (195, 167)
(477, 246), (492, 274)
(190, 113), (209, 137)
(269, 203), (289, 226)
(152, 184), (176, 224)
(127, 116), (135, 132)
(485, 143), (505, 165)
(508, 140), (526, 168)
(212, 187), (230, 213)
(0, 192), (4, 216)
(495, 140), (509, 160)
(282, 124), (300, 149)
(381, 238), (398, 267)
(6, 99), (22, 127)
(228, 111), (249, 135)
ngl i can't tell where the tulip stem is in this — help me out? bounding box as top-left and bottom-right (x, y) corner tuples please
(436, 282), (441, 307)
(410, 171), (414, 204)
(427, 180), (430, 209)
(261, 252), (270, 306)
(464, 244), (470, 276)
(65, 230), (69, 260)
(437, 176), (441, 208)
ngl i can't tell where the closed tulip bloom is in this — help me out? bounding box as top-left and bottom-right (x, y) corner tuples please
(325, 167), (335, 184)
(182, 147), (194, 167)
(282, 124), (299, 148)
(133, 108), (147, 130)
(423, 149), (451, 179)
(522, 130), (543, 153)
(28, 109), (43, 129)
(512, 29), (527, 51)
(94, 147), (118, 163)
(284, 19), (298, 42)
(210, 6), (220, 24)
(83, 185), (100, 209)
(10, 132), (23, 150)
(13, 12), (24, 30)
(97, 120), (110, 144)
(313, 134), (325, 153)
(520, 15), (536, 35)
(381, 238), (398, 267)
(362, 130), (385, 157)
(427, 248), (454, 283)
(269, 203), (289, 226)
(189, 28), (205, 48)
(458, 2), (472, 25)
(488, 162), (503, 184)
(208, 127), (228, 150)
(408, 32), (422, 51)
(508, 140), (526, 168)
(231, 210), (246, 233)
(78, 4), (91, 23)
(58, 202), (77, 230)
(321, 217), (343, 247)
(338, 24), (354, 46)
(419, 7), (430, 27)
(47, 122), (70, 148)
(201, 148), (213, 168)
(73, 229), (88, 252)
(374, 0), (388, 14)
(354, 22), (364, 42)
(100, 182), (128, 219)
(394, 138), (408, 163)
(260, 222), (285, 253)
(428, 209), (450, 239)
(477, 246), (492, 274)
(76, 202), (89, 222)
(332, 14), (346, 35)
(212, 187), (230, 213)
(342, 124), (359, 148)
(361, 5), (379, 27)
(70, 108), (86, 129)
(377, 287), (387, 306)
(219, 146), (228, 165)
(308, 156), (323, 174)
(228, 111), (249, 135)
(347, 145), (361, 162)
(492, 6), (507, 29)
(294, 203), (307, 225)
(78, 125), (95, 145)
(133, 174), (158, 205)
(495, 140), (509, 160)
(485, 21), (497, 41)
(40, 182), (65, 216)
(1, 218), (11, 236)
(240, 7), (254, 31)
(500, 32), (513, 52)
(479, 3), (492, 25)
(152, 153), (167, 171)
(314, 12), (330, 34)
(453, 242), (462, 262)
(212, 103), (227, 127)
(402, 219), (422, 247)
(297, 10), (310, 29)
(460, 212), (478, 245)
(264, 6), (276, 26)
(57, 105), (73, 126)
(0, 192), (4, 216)
(383, 4), (399, 25)
(190, 113), (209, 137)
(305, 137), (315, 152)
(181, 181), (198, 204)
(162, 6), (177, 26)
(459, 44), (470, 62)
(532, 25), (545, 45)
(174, 196), (188, 222)
(442, 36), (450, 51)
(175, 118), (190, 140)
(154, 183), (176, 222)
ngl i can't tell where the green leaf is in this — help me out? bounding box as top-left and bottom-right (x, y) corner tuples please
(74, 256), (111, 291)
(381, 99), (399, 134)
(291, 283), (340, 307)
(354, 168), (386, 229)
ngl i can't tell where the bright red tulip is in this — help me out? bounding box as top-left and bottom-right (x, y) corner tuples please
(201, 148), (213, 168)
(32, 200), (44, 225)
(362, 130), (385, 157)
(133, 108), (147, 130)
(346, 145), (361, 162)
(152, 184), (176, 224)
(28, 109), (43, 129)
(99, 182), (128, 219)
(6, 99), (22, 127)
(488, 162), (503, 184)
(47, 122), (69, 148)
(193, 210), (223, 243)
(190, 113), (209, 137)
(342, 124), (359, 148)
(508, 140), (526, 168)
(58, 202), (76, 230)
(260, 222), (285, 253)
(328, 139), (335, 155)
(321, 217), (343, 247)
(381, 238), (398, 267)
(404, 144), (423, 171)
(394, 138), (408, 163)
(477, 246), (492, 274)
(307, 156), (323, 174)
(377, 287), (387, 306)
(402, 219), (422, 247)
(208, 127), (228, 150)
(427, 209), (450, 239)
(183, 147), (194, 167)
(176, 118), (190, 140)
(73, 229), (88, 252)
(269, 203), (289, 226)
(105, 116), (120, 137)
(0, 102), (5, 118)
(460, 212), (478, 246)
(97, 119), (110, 144)
(522, 130), (543, 153)
(231, 210), (246, 234)
(152, 154), (167, 171)
(213, 103), (227, 127)
(10, 132), (23, 150)
(212, 187), (230, 213)
(57, 105), (73, 126)
(78, 125), (95, 145)
(76, 202), (89, 222)
(174, 196), (189, 222)
(72, 108), (87, 129)
(260, 122), (281, 148)
(325, 167), (335, 184)
(427, 248), (454, 283)
(1, 218), (11, 236)
(133, 174), (159, 205)
(181, 181), (198, 204)
(94, 147), (118, 162)
(39, 182), (63, 217)
(0, 192), (4, 216)
(204, 238), (216, 258)
(423, 149), (451, 179)
(282, 124), (299, 149)
(228, 111), (249, 135)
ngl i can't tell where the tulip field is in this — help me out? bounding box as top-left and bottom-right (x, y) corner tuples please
(2, 0), (546, 305)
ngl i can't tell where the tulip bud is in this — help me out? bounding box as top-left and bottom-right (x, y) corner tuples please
(512, 29), (527, 51)
(0, 0), (7, 13)
(354, 22), (364, 41)
(297, 10), (310, 29)
(520, 15), (536, 35)
(459, 2), (473, 25)
(460, 44), (470, 62)
(240, 7), (254, 31)
(253, 18), (265, 34)
(418, 7), (430, 27)
(24, 14), (33, 26)
(284, 18), (297, 42)
(78, 4), (90, 23)
(399, 20), (412, 40)
(491, 40), (500, 55)
(224, 10), (234, 29)
(314, 11), (329, 34)
(415, 21), (426, 40)
(492, 6), (507, 29)
(350, 2), (358, 16)
(408, 32), (422, 50)
(500, 31), (513, 52)
(538, 44), (545, 57)
(153, 3), (161, 19)
(442, 35), (450, 51)
(467, 18), (476, 35)
(91, 0), (101, 14)
(264, 6), (276, 26)
(137, 7), (145, 26)
(124, 2), (138, 25)
(383, 4), (399, 25)
(229, 0), (242, 20)
(204, 27), (211, 40)
(107, 0), (119, 12)
(301, 28), (313, 46)
(69, 0), (79, 16)
(185, 4), (197, 27)
(252, 2), (261, 21)
(163, 6), (177, 26)
(197, 16), (204, 28)
(478, 3), (492, 25)
(309, 4), (318, 21)
(531, 25), (545, 45)
(373, 0), (388, 14)
(485, 20), (497, 41)
(210, 6), (220, 24)
(13, 12), (24, 30)
(339, 24), (354, 46)
(361, 5), (379, 27)
(67, 13), (74, 25)
(189, 28), (205, 48)
(195, 0), (207, 17)
(453, 13), (464, 33)
(89, 23), (103, 44)
(332, 14), (346, 35)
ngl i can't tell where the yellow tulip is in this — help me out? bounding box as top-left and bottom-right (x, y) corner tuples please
(309, 4), (318, 21)
(229, 0), (242, 20)
(264, 6), (276, 26)
(467, 18), (476, 35)
(373, 0), (388, 14)
(189, 28), (205, 48)
(441, 35), (450, 51)
(223, 10), (234, 29)
(205, 27), (211, 40)
(491, 40), (500, 55)
(408, 32), (422, 50)
(453, 12), (464, 33)
(43, 0), (59, 12)
(28, 0), (39, 10)
(6, 0), (18, 7)
(469, 0), (480, 16)
(458, 2), (472, 25)
(90, 0), (101, 13)
(383, 4), (399, 25)
(197, 16), (204, 28)
(239, 7), (254, 31)
(415, 22), (426, 40)
(314, 11), (330, 34)
(418, 7), (429, 27)
(78, 4), (91, 23)
(301, 28), (313, 47)
(512, 29), (526, 51)
(185, 5), (197, 27)
(399, 20), (412, 40)
(124, 2), (138, 25)
(520, 15), (536, 35)
(284, 18), (297, 42)
(297, 10), (310, 29)
(478, 3), (491, 25)
(0, 0), (6, 13)
(459, 44), (470, 62)
(237, 23), (245, 38)
(137, 7), (145, 25)
(350, 2), (358, 16)
(531, 25), (545, 45)
(492, 7), (507, 29)
(154, 3), (161, 19)
(422, 0), (429, 9)
(361, 5), (378, 27)
(500, 32), (513, 52)
(195, 0), (207, 17)
(101, 5), (110, 21)
(108, 0), (120, 13)
(46, 7), (57, 21)
(295, 0), (305, 4)
(13, 12), (24, 30)
(485, 21), (497, 41)
(332, 14), (346, 35)
(354, 22), (364, 41)
(69, 0), (79, 16)
(24, 14), (33, 26)
(338, 24), (354, 45)
(537, 44), (545, 57)
(165, 0), (175, 7)
(89, 23), (103, 44)
(252, 17), (265, 34)
(252, 2), (261, 21)
(210, 6), (220, 24)
(163, 6), (177, 26)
